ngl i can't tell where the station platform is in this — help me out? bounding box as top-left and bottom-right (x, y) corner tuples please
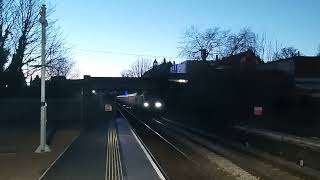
(234, 125), (320, 150)
(115, 118), (165, 180)
(40, 117), (165, 180)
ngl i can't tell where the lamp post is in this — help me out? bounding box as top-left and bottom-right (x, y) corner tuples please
(35, 5), (50, 153)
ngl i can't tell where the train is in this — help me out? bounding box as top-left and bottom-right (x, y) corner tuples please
(116, 92), (165, 111)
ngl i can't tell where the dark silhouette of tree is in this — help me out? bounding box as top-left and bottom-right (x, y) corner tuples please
(0, 0), (13, 72)
(178, 26), (229, 60)
(44, 31), (77, 78)
(224, 28), (258, 56)
(0, 0), (76, 88)
(179, 26), (269, 60)
(121, 58), (151, 77)
(120, 69), (134, 77)
(273, 46), (299, 60)
(46, 57), (75, 78)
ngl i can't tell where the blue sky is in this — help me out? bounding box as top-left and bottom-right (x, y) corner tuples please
(50, 0), (320, 77)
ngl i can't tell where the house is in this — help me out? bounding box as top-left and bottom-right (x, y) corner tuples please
(170, 60), (214, 75)
(257, 56), (320, 97)
(143, 59), (172, 78)
(170, 50), (263, 76)
(212, 50), (263, 70)
(257, 56), (320, 78)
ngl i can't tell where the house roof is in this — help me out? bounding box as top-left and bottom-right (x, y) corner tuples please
(264, 56), (320, 64)
(143, 62), (172, 77)
(216, 50), (262, 65)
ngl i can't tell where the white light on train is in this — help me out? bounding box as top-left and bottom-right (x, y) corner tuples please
(155, 101), (162, 108)
(143, 102), (149, 108)
(169, 79), (188, 83)
(92, 90), (96, 94)
(177, 79), (188, 83)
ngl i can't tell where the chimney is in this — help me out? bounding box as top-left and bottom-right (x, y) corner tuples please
(172, 61), (176, 72)
(153, 59), (158, 67)
(216, 55), (219, 61)
(298, 51), (300, 56)
(200, 49), (208, 61)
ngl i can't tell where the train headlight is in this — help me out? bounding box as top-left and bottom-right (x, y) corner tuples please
(143, 102), (149, 108)
(155, 101), (162, 108)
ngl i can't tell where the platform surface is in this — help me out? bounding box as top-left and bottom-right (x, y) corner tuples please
(41, 120), (109, 180)
(116, 118), (164, 180)
(40, 117), (164, 180)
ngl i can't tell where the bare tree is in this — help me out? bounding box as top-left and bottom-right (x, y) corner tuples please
(0, 0), (77, 87)
(121, 58), (151, 77)
(0, 0), (14, 72)
(179, 26), (270, 60)
(178, 26), (306, 63)
(178, 26), (229, 60)
(262, 37), (276, 62)
(273, 46), (299, 60)
(224, 28), (258, 56)
(44, 27), (77, 78)
(46, 58), (75, 77)
(121, 69), (134, 77)
(317, 44), (320, 56)
(224, 29), (273, 60)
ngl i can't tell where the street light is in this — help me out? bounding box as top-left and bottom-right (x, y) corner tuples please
(35, 5), (50, 153)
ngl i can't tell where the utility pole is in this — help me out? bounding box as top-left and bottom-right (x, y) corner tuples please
(35, 5), (50, 153)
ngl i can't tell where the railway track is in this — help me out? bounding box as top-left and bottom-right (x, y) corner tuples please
(231, 125), (320, 171)
(117, 105), (320, 180)
(156, 116), (320, 180)
(117, 105), (211, 180)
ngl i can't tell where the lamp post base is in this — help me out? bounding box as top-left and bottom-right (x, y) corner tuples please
(35, 144), (51, 153)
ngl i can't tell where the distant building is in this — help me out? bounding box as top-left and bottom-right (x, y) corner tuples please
(143, 60), (172, 78)
(30, 75), (41, 87)
(258, 56), (320, 97)
(170, 50), (263, 75)
(213, 50), (263, 70)
(258, 56), (320, 78)
(170, 61), (187, 73)
(170, 60), (215, 75)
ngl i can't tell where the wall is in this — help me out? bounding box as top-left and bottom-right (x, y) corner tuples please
(295, 57), (320, 78)
(257, 60), (295, 76)
(0, 98), (82, 125)
(171, 61), (187, 73)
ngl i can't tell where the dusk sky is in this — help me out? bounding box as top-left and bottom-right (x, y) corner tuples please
(49, 0), (320, 77)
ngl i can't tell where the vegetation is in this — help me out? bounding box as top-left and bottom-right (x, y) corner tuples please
(121, 58), (151, 78)
(273, 47), (299, 59)
(0, 0), (76, 89)
(178, 26), (299, 62)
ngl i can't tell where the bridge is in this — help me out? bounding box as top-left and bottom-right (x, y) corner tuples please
(48, 75), (166, 96)
(82, 75), (163, 92)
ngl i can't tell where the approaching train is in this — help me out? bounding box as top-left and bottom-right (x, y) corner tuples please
(117, 92), (165, 111)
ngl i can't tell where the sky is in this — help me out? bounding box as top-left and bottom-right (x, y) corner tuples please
(49, 0), (320, 77)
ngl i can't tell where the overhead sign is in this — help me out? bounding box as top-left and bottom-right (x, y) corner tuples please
(254, 106), (263, 116)
(105, 104), (113, 112)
